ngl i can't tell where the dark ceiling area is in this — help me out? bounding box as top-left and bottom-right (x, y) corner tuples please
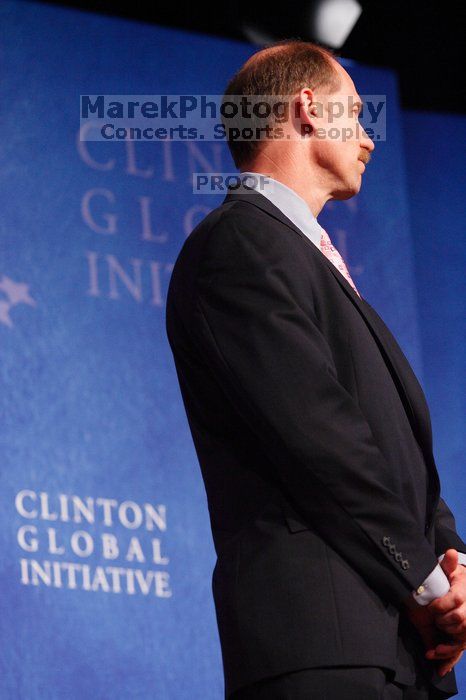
(39, 0), (466, 112)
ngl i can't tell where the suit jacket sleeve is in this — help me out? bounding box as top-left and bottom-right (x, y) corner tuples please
(191, 211), (441, 608)
(434, 496), (466, 557)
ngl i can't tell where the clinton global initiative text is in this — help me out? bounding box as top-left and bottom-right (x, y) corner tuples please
(20, 559), (172, 596)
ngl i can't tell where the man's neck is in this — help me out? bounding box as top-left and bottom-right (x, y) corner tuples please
(240, 161), (330, 217)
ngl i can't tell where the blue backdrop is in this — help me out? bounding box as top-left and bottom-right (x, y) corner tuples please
(0, 2), (464, 697)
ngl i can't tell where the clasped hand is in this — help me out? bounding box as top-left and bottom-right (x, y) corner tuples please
(406, 549), (466, 678)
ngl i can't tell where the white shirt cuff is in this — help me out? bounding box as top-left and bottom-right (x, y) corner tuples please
(411, 551), (466, 606)
(412, 564), (450, 605)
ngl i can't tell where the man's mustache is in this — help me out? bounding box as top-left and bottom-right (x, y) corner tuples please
(359, 150), (371, 165)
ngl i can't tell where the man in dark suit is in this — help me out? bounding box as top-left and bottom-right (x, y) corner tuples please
(165, 41), (466, 699)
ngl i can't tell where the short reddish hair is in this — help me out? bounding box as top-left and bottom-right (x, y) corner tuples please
(222, 39), (340, 169)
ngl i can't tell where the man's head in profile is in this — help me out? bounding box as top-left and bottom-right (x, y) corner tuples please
(222, 40), (375, 215)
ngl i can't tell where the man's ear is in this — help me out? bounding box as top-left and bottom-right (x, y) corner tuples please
(295, 88), (316, 136)
(298, 88), (315, 118)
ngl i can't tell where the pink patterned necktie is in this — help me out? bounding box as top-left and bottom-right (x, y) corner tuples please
(319, 228), (361, 298)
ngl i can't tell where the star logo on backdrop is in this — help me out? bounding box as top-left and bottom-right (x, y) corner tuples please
(0, 275), (37, 327)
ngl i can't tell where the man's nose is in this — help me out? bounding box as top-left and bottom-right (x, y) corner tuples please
(361, 128), (375, 152)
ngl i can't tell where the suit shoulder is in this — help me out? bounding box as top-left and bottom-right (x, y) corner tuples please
(172, 199), (241, 262)
(169, 198), (317, 301)
(188, 198), (305, 262)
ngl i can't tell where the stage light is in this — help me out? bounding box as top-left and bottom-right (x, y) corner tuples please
(311, 0), (362, 48)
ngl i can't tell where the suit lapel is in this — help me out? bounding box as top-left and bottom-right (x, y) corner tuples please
(223, 188), (440, 512)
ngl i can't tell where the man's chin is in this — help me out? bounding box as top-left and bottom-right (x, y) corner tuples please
(332, 182), (361, 200)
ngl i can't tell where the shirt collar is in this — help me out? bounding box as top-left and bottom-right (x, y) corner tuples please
(240, 171), (325, 249)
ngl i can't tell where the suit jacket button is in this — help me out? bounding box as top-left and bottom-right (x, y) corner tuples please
(389, 544), (396, 554)
(401, 560), (410, 570)
(382, 536), (390, 547)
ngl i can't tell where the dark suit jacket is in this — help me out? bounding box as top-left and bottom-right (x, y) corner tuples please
(165, 187), (466, 699)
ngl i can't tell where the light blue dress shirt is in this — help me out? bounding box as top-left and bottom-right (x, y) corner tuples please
(241, 171), (325, 250)
(240, 171), (466, 605)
